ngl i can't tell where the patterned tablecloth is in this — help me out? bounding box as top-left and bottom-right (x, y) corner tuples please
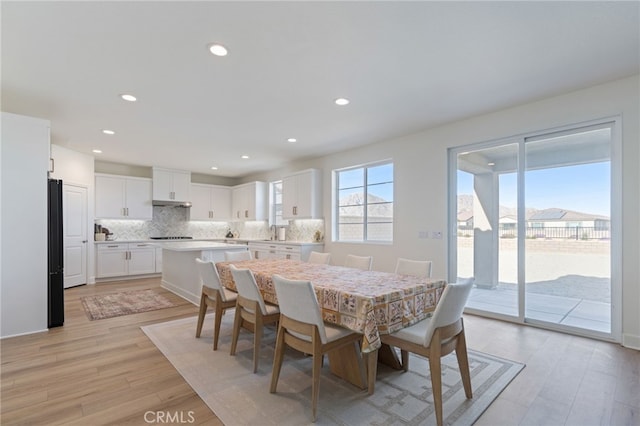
(216, 258), (446, 353)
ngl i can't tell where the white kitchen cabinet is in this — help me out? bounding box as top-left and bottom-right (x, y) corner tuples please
(127, 243), (156, 275)
(248, 242), (324, 262)
(95, 174), (153, 219)
(231, 181), (268, 221)
(282, 169), (321, 219)
(190, 183), (231, 221)
(96, 242), (156, 278)
(155, 247), (163, 273)
(152, 167), (191, 202)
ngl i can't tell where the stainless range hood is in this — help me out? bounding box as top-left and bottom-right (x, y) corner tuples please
(152, 200), (192, 207)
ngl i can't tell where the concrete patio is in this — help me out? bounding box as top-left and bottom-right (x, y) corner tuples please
(459, 241), (611, 333)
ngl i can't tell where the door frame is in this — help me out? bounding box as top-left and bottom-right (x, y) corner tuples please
(448, 116), (622, 343)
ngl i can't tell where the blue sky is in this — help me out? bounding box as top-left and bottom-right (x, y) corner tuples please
(458, 162), (611, 216)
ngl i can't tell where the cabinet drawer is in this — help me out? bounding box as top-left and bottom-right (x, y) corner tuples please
(97, 243), (128, 251)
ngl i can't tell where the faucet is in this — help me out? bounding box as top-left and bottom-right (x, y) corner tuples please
(270, 225), (277, 240)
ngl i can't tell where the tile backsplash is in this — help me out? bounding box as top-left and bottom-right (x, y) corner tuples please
(96, 207), (324, 242)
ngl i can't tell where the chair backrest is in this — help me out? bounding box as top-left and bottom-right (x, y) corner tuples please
(272, 274), (328, 344)
(229, 265), (269, 315)
(344, 254), (373, 271)
(225, 250), (252, 262)
(195, 258), (228, 300)
(307, 251), (331, 265)
(423, 278), (474, 346)
(395, 258), (433, 278)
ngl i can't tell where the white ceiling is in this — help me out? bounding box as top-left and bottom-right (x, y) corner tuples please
(2, 1), (638, 178)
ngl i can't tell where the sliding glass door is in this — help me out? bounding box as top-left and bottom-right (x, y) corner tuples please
(450, 120), (618, 339)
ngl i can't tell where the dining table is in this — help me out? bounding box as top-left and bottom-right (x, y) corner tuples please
(216, 258), (447, 394)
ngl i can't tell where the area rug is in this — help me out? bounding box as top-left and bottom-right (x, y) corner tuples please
(142, 314), (524, 426)
(80, 289), (177, 320)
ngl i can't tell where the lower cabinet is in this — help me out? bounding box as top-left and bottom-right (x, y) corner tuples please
(97, 243), (156, 278)
(248, 242), (323, 262)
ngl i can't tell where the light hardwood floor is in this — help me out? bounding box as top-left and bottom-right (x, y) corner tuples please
(1, 277), (638, 425)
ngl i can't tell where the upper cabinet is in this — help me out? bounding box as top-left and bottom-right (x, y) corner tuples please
(95, 174), (153, 219)
(152, 167), (191, 202)
(282, 169), (322, 219)
(232, 181), (268, 221)
(190, 183), (231, 221)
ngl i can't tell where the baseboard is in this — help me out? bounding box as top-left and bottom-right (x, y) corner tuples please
(161, 279), (199, 305)
(622, 333), (640, 350)
(1, 328), (49, 340)
(94, 273), (160, 283)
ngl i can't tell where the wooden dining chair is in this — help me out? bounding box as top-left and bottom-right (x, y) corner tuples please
(229, 265), (280, 373)
(224, 250), (253, 261)
(380, 278), (474, 426)
(395, 258), (433, 277)
(307, 251), (331, 265)
(270, 274), (363, 422)
(195, 258), (238, 350)
(344, 254), (373, 271)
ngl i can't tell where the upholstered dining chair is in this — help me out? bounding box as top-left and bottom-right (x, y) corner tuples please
(229, 265), (280, 373)
(395, 258), (433, 278)
(195, 258), (238, 350)
(307, 251), (331, 265)
(225, 250), (253, 262)
(344, 254), (373, 271)
(270, 275), (363, 422)
(380, 278), (474, 426)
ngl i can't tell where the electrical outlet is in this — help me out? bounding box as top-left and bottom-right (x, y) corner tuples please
(432, 231), (443, 239)
(418, 231), (429, 239)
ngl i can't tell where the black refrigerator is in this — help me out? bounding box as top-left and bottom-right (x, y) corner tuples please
(48, 178), (64, 327)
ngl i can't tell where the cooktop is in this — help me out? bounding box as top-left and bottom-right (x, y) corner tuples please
(149, 236), (193, 240)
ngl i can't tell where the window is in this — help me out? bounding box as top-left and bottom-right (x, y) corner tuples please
(270, 180), (286, 226)
(335, 161), (393, 242)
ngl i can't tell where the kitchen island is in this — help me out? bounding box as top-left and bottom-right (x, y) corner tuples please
(157, 241), (248, 304)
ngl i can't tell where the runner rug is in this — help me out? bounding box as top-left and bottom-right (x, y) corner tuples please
(142, 314), (524, 425)
(80, 289), (177, 320)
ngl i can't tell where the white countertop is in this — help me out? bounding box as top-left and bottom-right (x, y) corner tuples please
(95, 239), (323, 246)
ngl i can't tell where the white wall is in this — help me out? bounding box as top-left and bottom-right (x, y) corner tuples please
(1, 112), (50, 338)
(50, 144), (96, 283)
(245, 75), (640, 348)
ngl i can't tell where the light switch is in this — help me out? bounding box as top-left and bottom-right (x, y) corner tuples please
(432, 231), (443, 239)
(418, 231), (429, 239)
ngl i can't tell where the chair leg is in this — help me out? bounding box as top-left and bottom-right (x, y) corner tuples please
(429, 355), (444, 426)
(229, 304), (242, 355)
(213, 298), (225, 351)
(195, 293), (207, 338)
(311, 347), (323, 422)
(253, 314), (263, 373)
(455, 331), (473, 399)
(270, 325), (286, 393)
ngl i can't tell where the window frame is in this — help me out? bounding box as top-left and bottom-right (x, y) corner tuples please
(333, 160), (394, 243)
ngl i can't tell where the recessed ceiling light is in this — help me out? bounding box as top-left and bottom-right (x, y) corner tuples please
(335, 98), (350, 106)
(102, 129), (115, 135)
(287, 138), (297, 143)
(120, 94), (137, 102)
(92, 149), (102, 154)
(208, 43), (228, 56)
(210, 166), (218, 170)
(488, 162), (496, 166)
(241, 155), (249, 159)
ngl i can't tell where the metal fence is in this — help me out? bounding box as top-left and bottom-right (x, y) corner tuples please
(458, 226), (610, 240)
